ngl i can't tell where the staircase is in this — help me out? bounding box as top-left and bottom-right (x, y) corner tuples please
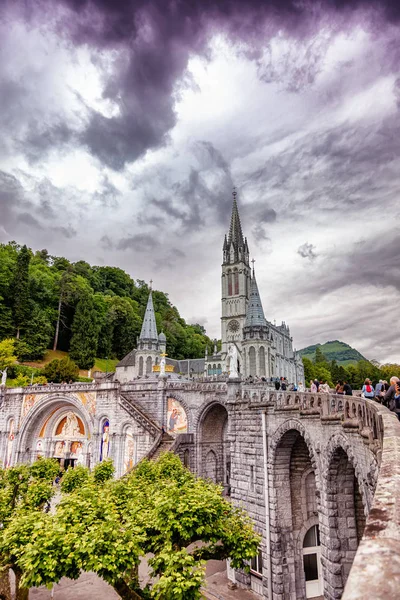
(149, 433), (175, 460)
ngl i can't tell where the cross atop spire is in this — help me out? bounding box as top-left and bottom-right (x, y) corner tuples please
(149, 279), (153, 290)
(251, 258), (255, 275)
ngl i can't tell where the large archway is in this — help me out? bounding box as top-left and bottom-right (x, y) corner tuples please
(271, 429), (321, 600)
(17, 398), (93, 469)
(198, 403), (229, 492)
(323, 446), (366, 599)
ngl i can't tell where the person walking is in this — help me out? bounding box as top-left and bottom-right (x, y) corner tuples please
(274, 379), (281, 391)
(310, 380), (318, 393)
(319, 380), (330, 393)
(392, 381), (400, 421)
(335, 381), (344, 395)
(298, 381), (305, 392)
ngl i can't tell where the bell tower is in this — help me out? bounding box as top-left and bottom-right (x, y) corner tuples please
(221, 189), (250, 360)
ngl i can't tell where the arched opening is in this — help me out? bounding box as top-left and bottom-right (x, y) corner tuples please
(100, 418), (110, 462)
(249, 346), (256, 376)
(271, 429), (320, 600)
(183, 449), (190, 468)
(199, 403), (229, 491)
(123, 426), (135, 473)
(17, 400), (92, 469)
(259, 347), (266, 377)
(146, 356), (152, 374)
(139, 356), (144, 376)
(303, 525), (322, 598)
(204, 450), (217, 482)
(324, 447), (365, 598)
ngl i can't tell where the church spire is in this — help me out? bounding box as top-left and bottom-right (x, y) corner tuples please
(140, 290), (158, 341)
(245, 263), (266, 327)
(227, 188), (244, 248)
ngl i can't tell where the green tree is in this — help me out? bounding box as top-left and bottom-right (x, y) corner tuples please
(0, 338), (17, 372)
(42, 357), (79, 383)
(0, 458), (59, 600)
(12, 245), (31, 339)
(302, 357), (315, 385)
(7, 454), (259, 600)
(69, 293), (100, 370)
(314, 346), (327, 364)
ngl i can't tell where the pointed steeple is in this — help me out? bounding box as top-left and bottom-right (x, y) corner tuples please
(227, 188), (244, 248)
(245, 262), (266, 327)
(140, 291), (158, 340)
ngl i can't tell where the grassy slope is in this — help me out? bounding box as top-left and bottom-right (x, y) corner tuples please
(299, 340), (367, 366)
(23, 350), (119, 374)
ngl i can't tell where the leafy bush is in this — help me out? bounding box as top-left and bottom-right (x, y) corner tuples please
(43, 357), (79, 383)
(93, 458), (114, 484)
(60, 464), (90, 493)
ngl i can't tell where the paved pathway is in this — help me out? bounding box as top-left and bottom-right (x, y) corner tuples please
(28, 561), (258, 599)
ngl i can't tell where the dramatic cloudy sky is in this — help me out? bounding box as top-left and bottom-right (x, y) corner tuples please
(1, 0), (399, 363)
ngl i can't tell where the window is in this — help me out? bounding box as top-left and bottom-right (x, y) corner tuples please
(146, 356), (152, 374)
(138, 356), (144, 376)
(305, 471), (317, 516)
(234, 270), (239, 295)
(303, 525), (320, 548)
(227, 270), (232, 296)
(251, 549), (263, 577)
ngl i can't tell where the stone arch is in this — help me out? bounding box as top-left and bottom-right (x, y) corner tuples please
(17, 394), (93, 464)
(321, 435), (371, 600)
(269, 421), (321, 600)
(197, 401), (229, 489)
(204, 449), (217, 482)
(165, 393), (191, 432)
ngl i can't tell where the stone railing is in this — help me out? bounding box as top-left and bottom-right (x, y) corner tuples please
(243, 389), (400, 599)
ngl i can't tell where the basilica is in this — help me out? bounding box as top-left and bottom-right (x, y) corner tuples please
(115, 191), (304, 384)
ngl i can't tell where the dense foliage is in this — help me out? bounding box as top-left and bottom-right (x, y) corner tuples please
(0, 458), (60, 600)
(1, 454), (260, 600)
(302, 346), (400, 389)
(0, 242), (213, 370)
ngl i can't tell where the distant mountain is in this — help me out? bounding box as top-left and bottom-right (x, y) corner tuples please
(298, 340), (367, 366)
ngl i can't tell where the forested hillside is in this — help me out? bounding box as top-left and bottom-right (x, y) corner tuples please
(299, 340), (366, 366)
(0, 242), (213, 370)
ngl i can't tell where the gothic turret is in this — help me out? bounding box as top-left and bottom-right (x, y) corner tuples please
(136, 289), (160, 376)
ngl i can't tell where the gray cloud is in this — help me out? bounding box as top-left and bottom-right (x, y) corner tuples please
(117, 234), (160, 252)
(298, 242), (317, 260)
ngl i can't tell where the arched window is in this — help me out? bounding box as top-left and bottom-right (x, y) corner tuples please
(259, 347), (266, 377)
(249, 346), (256, 376)
(123, 426), (135, 473)
(139, 356), (144, 376)
(100, 419), (110, 462)
(146, 356), (152, 374)
(183, 449), (190, 468)
(227, 270), (232, 296)
(204, 450), (217, 482)
(305, 471), (317, 516)
(217, 363), (222, 374)
(234, 269), (239, 295)
(208, 364), (212, 376)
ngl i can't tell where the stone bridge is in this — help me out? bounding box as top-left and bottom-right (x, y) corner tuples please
(1, 378), (399, 599)
(223, 383), (400, 600)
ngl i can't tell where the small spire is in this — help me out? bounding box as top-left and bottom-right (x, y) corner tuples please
(140, 290), (158, 341)
(149, 279), (153, 290)
(245, 268), (267, 328)
(251, 258), (255, 276)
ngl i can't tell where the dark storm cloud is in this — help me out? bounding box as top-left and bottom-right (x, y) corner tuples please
(298, 243), (317, 260)
(93, 175), (121, 208)
(7, 0), (397, 170)
(100, 235), (114, 250)
(18, 213), (43, 229)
